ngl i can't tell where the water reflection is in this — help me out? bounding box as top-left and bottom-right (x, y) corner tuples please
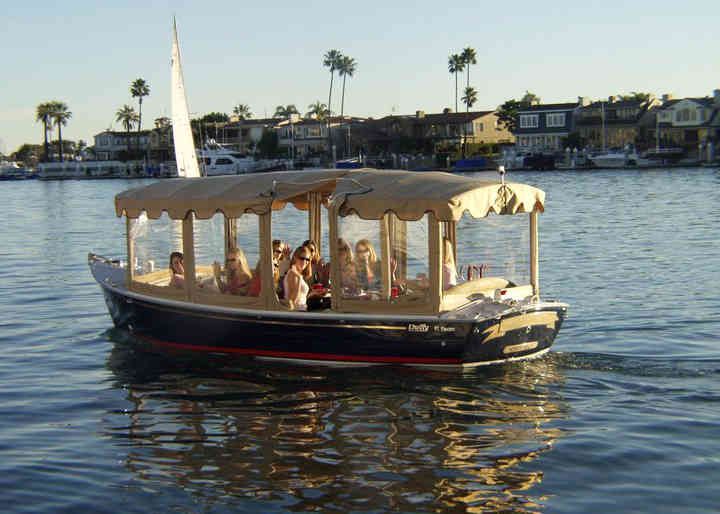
(105, 330), (568, 512)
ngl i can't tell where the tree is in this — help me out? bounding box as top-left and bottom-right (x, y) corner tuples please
(35, 102), (54, 162)
(130, 78), (150, 132)
(323, 49), (343, 118)
(11, 144), (42, 166)
(338, 55), (357, 120)
(323, 49), (344, 156)
(618, 91), (652, 103)
(154, 116), (171, 129)
(199, 112), (229, 123)
(448, 53), (465, 113)
(307, 101), (329, 120)
(496, 99), (523, 132)
(49, 101), (72, 162)
(520, 91), (540, 106)
(232, 104), (252, 120)
(461, 87), (477, 158)
(273, 105), (299, 119)
(460, 47), (477, 103)
(115, 105), (139, 160)
(462, 87), (477, 110)
(257, 129), (279, 158)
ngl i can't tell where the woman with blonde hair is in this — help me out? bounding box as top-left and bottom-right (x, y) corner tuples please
(337, 238), (358, 293)
(214, 247), (253, 295)
(284, 246), (312, 310)
(354, 238), (381, 291)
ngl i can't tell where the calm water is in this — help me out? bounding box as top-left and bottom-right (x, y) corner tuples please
(1, 168), (718, 513)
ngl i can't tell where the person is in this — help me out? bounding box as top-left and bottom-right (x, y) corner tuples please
(337, 238), (358, 293)
(443, 237), (458, 290)
(273, 239), (291, 279)
(169, 251), (185, 288)
(284, 246), (311, 311)
(214, 248), (253, 295)
(301, 239), (325, 286)
(354, 239), (381, 291)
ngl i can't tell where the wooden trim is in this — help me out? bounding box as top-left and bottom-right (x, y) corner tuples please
(182, 214), (196, 302)
(328, 202), (341, 311)
(428, 213), (442, 314)
(530, 211), (539, 299)
(259, 212), (275, 310)
(380, 214), (391, 300)
(125, 217), (135, 285)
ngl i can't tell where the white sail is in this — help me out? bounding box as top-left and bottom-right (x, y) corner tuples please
(171, 17), (201, 178)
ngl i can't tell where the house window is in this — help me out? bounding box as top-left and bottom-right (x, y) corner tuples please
(519, 114), (539, 129)
(546, 113), (566, 128)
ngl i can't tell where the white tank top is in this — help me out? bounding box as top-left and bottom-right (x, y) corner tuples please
(283, 271), (309, 311)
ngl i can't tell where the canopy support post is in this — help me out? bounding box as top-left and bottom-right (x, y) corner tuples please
(125, 217), (135, 285)
(328, 203), (342, 311)
(224, 217), (237, 257)
(380, 214), (392, 301)
(442, 221), (457, 262)
(309, 192), (322, 255)
(530, 211), (539, 299)
(428, 213), (442, 313)
(182, 213), (196, 302)
(259, 212), (274, 309)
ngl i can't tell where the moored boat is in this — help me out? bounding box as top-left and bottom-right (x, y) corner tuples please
(90, 168), (567, 368)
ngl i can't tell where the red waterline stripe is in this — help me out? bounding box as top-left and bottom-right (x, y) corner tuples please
(137, 335), (461, 365)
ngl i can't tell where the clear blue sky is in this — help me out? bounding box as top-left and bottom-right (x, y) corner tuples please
(2, 0), (719, 154)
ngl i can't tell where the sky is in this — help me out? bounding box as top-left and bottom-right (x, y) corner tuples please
(2, 0), (719, 155)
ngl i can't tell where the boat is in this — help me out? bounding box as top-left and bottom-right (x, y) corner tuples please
(198, 140), (258, 175)
(89, 168), (568, 368)
(0, 161), (35, 180)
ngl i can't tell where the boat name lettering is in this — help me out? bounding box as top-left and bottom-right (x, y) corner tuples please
(434, 325), (456, 333)
(408, 323), (430, 333)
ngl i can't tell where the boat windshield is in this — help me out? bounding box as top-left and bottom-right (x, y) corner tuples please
(442, 212), (531, 303)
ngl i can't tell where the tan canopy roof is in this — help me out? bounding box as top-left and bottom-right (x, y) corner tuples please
(115, 170), (348, 219)
(332, 170), (545, 221)
(115, 168), (545, 221)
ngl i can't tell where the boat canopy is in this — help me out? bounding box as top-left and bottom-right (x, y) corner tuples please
(332, 170), (544, 221)
(115, 169), (545, 222)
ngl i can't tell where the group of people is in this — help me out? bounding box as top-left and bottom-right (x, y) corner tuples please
(166, 235), (459, 310)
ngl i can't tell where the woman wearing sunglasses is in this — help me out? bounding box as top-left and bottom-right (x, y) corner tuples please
(213, 247), (253, 295)
(354, 239), (381, 291)
(284, 246), (312, 310)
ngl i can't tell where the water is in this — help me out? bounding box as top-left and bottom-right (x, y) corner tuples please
(1, 168), (718, 513)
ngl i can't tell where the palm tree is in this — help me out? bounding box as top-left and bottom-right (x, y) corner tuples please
(323, 49), (343, 156)
(460, 47), (477, 99)
(49, 101), (72, 162)
(35, 102), (54, 162)
(273, 105), (299, 119)
(337, 55), (357, 120)
(115, 105), (139, 160)
(448, 54), (465, 113)
(130, 78), (150, 132)
(307, 101), (329, 120)
(461, 87), (478, 158)
(461, 87), (478, 110)
(323, 49), (343, 118)
(232, 104), (252, 120)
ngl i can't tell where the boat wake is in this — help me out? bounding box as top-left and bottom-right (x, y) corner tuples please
(549, 351), (720, 378)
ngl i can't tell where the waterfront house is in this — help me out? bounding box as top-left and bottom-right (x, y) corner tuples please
(514, 99), (587, 153)
(649, 91), (720, 158)
(575, 96), (658, 150)
(353, 110), (513, 156)
(221, 118), (277, 154)
(93, 130), (151, 161)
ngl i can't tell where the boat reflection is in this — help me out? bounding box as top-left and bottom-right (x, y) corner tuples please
(104, 330), (568, 512)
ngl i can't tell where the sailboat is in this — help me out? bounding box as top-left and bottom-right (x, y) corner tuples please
(171, 17), (201, 178)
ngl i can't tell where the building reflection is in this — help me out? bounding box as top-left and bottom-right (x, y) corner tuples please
(105, 334), (568, 512)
